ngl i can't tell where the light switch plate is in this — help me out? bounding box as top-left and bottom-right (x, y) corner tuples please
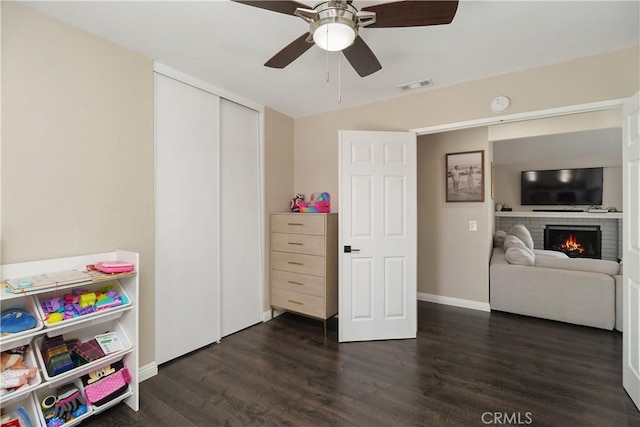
(469, 220), (477, 231)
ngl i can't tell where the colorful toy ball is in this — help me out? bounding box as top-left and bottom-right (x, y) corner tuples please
(290, 194), (305, 212)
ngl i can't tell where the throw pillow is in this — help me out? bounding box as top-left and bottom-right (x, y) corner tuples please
(503, 235), (529, 252)
(493, 230), (507, 248)
(508, 224), (534, 250)
(534, 256), (620, 276)
(505, 247), (535, 266)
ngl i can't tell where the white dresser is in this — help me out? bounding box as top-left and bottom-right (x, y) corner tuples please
(270, 213), (338, 335)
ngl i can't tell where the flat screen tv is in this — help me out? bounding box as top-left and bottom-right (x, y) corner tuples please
(521, 167), (603, 206)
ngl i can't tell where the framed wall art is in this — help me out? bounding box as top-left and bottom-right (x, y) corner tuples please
(445, 150), (484, 202)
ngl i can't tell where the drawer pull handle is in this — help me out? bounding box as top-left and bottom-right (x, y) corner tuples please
(288, 299), (303, 305)
(288, 222), (303, 226)
(288, 242), (303, 246)
(288, 261), (303, 266)
(288, 280), (304, 286)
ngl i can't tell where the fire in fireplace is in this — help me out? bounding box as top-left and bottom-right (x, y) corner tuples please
(544, 225), (602, 259)
(560, 234), (585, 255)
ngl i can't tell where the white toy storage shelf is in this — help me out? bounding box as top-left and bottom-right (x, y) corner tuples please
(1, 250), (139, 426)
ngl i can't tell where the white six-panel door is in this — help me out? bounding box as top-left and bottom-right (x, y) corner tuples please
(622, 91), (640, 411)
(339, 130), (417, 342)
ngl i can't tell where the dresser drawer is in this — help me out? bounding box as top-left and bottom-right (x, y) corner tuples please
(271, 288), (325, 318)
(271, 233), (325, 256)
(271, 251), (325, 276)
(271, 214), (325, 235)
(271, 270), (325, 297)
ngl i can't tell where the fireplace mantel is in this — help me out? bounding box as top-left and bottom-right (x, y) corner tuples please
(495, 211), (623, 220)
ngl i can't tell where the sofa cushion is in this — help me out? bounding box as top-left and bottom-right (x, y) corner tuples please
(505, 247), (535, 266)
(508, 224), (534, 250)
(533, 249), (569, 258)
(493, 230), (507, 248)
(534, 256), (620, 276)
(503, 235), (530, 252)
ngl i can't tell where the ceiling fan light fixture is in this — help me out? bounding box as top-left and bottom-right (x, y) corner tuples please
(298, 2), (359, 52)
(313, 22), (356, 51)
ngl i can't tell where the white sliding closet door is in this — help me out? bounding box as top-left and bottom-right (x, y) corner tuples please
(219, 99), (262, 336)
(155, 73), (221, 364)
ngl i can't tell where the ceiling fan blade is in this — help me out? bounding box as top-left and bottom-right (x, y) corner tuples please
(232, 0), (310, 16)
(362, 0), (459, 28)
(265, 33), (313, 69)
(342, 36), (382, 77)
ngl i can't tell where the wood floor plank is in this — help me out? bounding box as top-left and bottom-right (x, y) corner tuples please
(80, 302), (639, 426)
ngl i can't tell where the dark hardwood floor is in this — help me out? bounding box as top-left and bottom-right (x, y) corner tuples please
(81, 302), (639, 426)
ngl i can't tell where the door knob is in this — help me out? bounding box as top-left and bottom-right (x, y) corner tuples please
(344, 245), (360, 253)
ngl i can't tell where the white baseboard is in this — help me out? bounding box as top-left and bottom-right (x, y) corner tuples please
(263, 309), (285, 321)
(417, 292), (491, 312)
(139, 362), (158, 382)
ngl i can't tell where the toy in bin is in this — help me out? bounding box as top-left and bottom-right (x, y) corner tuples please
(1, 406), (34, 427)
(40, 286), (129, 325)
(0, 308), (37, 335)
(81, 360), (131, 407)
(94, 261), (134, 274)
(40, 383), (88, 427)
(1, 345), (38, 396)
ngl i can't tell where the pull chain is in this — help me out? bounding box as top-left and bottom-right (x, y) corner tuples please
(326, 25), (330, 82)
(338, 55), (342, 103)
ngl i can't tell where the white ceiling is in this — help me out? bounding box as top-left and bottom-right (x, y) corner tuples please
(22, 0), (640, 118)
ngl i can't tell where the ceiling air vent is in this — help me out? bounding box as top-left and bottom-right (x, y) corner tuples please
(398, 79), (434, 90)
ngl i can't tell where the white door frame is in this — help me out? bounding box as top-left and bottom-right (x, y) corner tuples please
(622, 92), (640, 410)
(411, 98), (626, 136)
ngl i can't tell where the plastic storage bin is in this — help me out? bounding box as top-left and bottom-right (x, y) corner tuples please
(0, 344), (43, 406)
(35, 378), (92, 427)
(1, 296), (44, 350)
(34, 280), (131, 329)
(34, 320), (132, 383)
(0, 392), (44, 427)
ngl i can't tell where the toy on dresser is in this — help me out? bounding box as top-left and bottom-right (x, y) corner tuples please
(299, 192), (330, 213)
(290, 194), (305, 212)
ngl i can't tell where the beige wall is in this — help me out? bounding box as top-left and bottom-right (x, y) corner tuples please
(263, 107), (294, 311)
(417, 128), (493, 302)
(1, 3), (155, 365)
(488, 109), (622, 141)
(294, 47), (639, 208)
(294, 46), (639, 305)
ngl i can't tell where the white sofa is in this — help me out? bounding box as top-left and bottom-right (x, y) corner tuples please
(490, 224), (621, 330)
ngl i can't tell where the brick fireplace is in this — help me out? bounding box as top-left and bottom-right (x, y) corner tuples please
(495, 212), (621, 261)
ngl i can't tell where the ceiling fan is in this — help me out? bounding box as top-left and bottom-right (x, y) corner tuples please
(232, 0), (459, 77)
